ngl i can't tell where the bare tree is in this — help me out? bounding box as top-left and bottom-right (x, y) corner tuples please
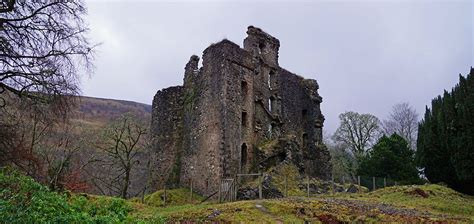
(0, 0), (94, 110)
(0, 94), (57, 177)
(92, 114), (148, 199)
(40, 121), (86, 191)
(332, 111), (381, 161)
(382, 102), (419, 150)
(0, 1), (94, 175)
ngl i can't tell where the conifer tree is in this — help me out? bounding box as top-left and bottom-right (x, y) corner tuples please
(416, 67), (474, 195)
(358, 134), (420, 183)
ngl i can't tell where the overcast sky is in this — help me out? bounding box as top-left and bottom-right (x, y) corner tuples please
(81, 0), (473, 133)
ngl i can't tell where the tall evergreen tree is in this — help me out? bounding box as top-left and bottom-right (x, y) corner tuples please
(358, 134), (420, 183)
(416, 67), (474, 195)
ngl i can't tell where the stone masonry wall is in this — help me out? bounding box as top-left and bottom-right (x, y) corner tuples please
(151, 26), (331, 196)
(151, 86), (184, 188)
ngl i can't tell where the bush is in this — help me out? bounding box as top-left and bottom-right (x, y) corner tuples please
(69, 194), (133, 223)
(0, 167), (133, 223)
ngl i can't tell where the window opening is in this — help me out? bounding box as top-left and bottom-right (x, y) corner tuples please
(242, 112), (248, 126)
(241, 81), (248, 94)
(241, 143), (248, 167)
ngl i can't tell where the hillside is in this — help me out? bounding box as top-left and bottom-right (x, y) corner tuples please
(70, 96), (152, 128)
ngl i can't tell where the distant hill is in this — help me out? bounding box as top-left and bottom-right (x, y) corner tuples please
(71, 96), (152, 128)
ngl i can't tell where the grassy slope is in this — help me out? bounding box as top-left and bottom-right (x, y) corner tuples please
(2, 168), (472, 223)
(127, 184), (474, 223)
(130, 188), (205, 207)
(340, 184), (474, 220)
(71, 96), (151, 129)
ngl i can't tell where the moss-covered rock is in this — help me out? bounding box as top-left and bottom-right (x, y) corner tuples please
(257, 136), (305, 173)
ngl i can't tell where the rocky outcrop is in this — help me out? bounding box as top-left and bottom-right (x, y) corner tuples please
(237, 175), (284, 200)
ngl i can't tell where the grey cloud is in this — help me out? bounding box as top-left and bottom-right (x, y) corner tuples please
(82, 0), (473, 133)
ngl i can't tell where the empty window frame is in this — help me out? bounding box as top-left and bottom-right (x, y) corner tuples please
(242, 112), (248, 126)
(241, 143), (248, 166)
(268, 99), (272, 112)
(241, 80), (248, 94)
(268, 70), (275, 89)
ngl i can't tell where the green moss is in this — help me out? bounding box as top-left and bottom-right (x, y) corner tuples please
(166, 152), (182, 187)
(119, 185), (474, 222)
(183, 88), (196, 111)
(136, 200), (290, 223)
(256, 135), (297, 155)
(143, 188), (204, 207)
(337, 184), (474, 220)
(69, 186), (474, 223)
(268, 163), (306, 196)
(257, 138), (278, 153)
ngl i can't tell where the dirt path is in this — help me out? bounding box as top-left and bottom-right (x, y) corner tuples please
(255, 201), (284, 224)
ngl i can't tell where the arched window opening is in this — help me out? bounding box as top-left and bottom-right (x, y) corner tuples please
(241, 143), (248, 167)
(269, 97), (276, 113)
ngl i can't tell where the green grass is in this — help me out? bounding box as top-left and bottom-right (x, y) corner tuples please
(2, 168), (473, 223)
(337, 184), (474, 220)
(268, 163), (306, 196)
(129, 200), (281, 222)
(128, 183), (473, 223)
(140, 188), (204, 207)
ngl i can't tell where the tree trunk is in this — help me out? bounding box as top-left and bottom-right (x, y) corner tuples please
(122, 166), (131, 199)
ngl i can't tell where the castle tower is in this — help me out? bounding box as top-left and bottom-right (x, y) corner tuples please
(151, 26), (331, 197)
(243, 26), (280, 67)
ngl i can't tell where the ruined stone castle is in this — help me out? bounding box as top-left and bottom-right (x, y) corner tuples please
(151, 26), (331, 196)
